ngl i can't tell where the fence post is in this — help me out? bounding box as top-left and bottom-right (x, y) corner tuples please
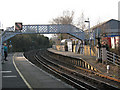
(119, 66), (120, 79)
(113, 53), (115, 64)
(107, 65), (110, 73)
(102, 46), (107, 64)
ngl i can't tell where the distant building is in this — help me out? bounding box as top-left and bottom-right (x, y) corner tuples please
(90, 19), (120, 50)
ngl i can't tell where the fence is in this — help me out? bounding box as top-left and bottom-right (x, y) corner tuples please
(106, 50), (120, 66)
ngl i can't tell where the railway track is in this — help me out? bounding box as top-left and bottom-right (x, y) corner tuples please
(24, 50), (120, 90)
(34, 53), (97, 90)
(43, 50), (120, 83)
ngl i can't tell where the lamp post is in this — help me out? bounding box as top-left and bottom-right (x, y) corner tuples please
(85, 18), (91, 56)
(96, 29), (102, 63)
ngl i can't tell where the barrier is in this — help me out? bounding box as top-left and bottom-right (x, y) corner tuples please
(106, 50), (120, 66)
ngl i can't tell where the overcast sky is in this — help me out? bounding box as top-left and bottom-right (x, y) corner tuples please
(0, 0), (119, 29)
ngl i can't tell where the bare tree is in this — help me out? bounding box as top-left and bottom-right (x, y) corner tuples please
(50, 10), (74, 24)
(50, 11), (88, 45)
(50, 10), (75, 44)
(77, 12), (86, 31)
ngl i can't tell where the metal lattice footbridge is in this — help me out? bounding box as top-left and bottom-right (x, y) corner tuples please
(2, 24), (86, 42)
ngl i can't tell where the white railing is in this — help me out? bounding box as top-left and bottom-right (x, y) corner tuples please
(106, 50), (120, 66)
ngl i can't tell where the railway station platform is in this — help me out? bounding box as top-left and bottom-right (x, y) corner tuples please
(1, 53), (74, 89)
(48, 48), (106, 72)
(48, 48), (119, 78)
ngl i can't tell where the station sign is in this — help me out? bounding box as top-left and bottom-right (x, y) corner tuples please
(15, 22), (22, 31)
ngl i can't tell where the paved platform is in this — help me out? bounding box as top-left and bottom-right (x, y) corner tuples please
(1, 53), (74, 89)
(48, 48), (119, 78)
(2, 53), (28, 90)
(48, 48), (107, 73)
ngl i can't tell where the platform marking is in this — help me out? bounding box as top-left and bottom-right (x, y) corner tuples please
(13, 54), (33, 90)
(3, 75), (17, 78)
(1, 71), (12, 73)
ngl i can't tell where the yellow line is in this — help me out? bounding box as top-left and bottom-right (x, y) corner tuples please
(13, 53), (33, 90)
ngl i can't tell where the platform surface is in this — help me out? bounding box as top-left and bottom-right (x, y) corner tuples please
(2, 53), (74, 89)
(48, 48), (119, 78)
(48, 48), (107, 73)
(2, 53), (28, 89)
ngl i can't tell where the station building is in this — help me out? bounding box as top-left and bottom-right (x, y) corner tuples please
(91, 19), (120, 50)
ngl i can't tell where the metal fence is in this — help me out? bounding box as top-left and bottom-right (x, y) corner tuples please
(106, 50), (120, 66)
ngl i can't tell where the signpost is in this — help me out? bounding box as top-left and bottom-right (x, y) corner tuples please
(15, 22), (22, 31)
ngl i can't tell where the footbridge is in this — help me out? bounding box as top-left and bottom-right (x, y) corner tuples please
(2, 24), (85, 42)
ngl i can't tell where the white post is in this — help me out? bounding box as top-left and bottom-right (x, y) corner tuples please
(107, 65), (110, 73)
(97, 45), (100, 58)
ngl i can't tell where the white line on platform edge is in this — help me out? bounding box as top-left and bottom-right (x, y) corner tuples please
(13, 54), (33, 90)
(22, 53), (74, 88)
(1, 71), (12, 73)
(3, 75), (17, 78)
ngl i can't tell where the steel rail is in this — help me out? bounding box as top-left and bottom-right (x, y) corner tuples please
(34, 55), (89, 90)
(33, 51), (119, 90)
(45, 50), (120, 83)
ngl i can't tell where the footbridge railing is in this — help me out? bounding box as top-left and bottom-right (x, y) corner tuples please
(2, 24), (85, 42)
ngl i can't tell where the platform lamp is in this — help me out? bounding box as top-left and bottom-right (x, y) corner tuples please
(85, 18), (91, 56)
